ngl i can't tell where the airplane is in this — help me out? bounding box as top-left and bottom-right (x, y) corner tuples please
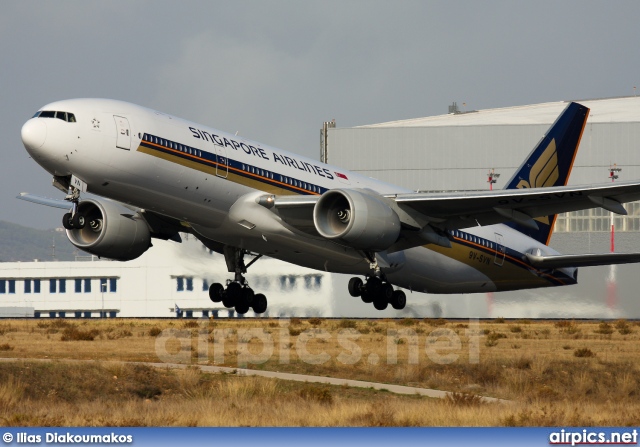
(18, 99), (640, 315)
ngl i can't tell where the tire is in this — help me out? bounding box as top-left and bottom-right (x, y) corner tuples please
(223, 282), (241, 308)
(252, 293), (268, 314)
(226, 282), (241, 298)
(235, 302), (250, 315)
(366, 276), (382, 296)
(71, 213), (85, 229)
(62, 213), (74, 230)
(381, 283), (394, 302)
(208, 283), (224, 303)
(222, 292), (235, 308)
(391, 290), (407, 310)
(361, 290), (373, 304)
(348, 277), (363, 297)
(241, 287), (254, 305)
(373, 298), (388, 311)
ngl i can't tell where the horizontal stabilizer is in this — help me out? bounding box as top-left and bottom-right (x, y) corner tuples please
(526, 252), (640, 269)
(16, 192), (70, 210)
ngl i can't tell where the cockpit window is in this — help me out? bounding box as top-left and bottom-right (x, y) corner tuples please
(34, 110), (76, 122)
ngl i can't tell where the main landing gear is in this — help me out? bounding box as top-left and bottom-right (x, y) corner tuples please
(348, 276), (406, 311)
(348, 255), (406, 311)
(208, 247), (268, 315)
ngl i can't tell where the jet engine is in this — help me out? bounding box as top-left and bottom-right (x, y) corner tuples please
(313, 189), (401, 251)
(65, 199), (151, 261)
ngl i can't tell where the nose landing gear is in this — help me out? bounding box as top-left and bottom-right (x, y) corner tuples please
(208, 247), (268, 315)
(61, 186), (85, 230)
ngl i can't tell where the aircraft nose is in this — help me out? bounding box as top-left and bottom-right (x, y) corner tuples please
(21, 119), (47, 151)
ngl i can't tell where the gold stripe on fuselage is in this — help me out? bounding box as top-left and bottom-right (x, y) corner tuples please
(425, 236), (567, 290)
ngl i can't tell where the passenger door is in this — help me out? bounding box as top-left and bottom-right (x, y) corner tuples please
(215, 145), (228, 178)
(114, 116), (131, 150)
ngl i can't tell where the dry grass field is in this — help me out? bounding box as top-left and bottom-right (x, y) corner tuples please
(0, 317), (639, 426)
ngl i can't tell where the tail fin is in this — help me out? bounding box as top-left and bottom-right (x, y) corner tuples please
(504, 102), (590, 245)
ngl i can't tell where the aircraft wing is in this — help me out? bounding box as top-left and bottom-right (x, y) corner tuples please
(263, 180), (640, 252)
(389, 180), (640, 231)
(526, 252), (640, 268)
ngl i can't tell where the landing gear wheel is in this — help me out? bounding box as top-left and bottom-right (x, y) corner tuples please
(62, 213), (74, 230)
(361, 289), (373, 304)
(366, 276), (382, 297)
(222, 293), (235, 308)
(223, 282), (241, 308)
(235, 302), (250, 315)
(252, 294), (267, 314)
(241, 287), (254, 305)
(390, 290), (407, 310)
(348, 277), (363, 297)
(373, 297), (388, 311)
(71, 213), (86, 229)
(381, 283), (394, 302)
(208, 283), (224, 303)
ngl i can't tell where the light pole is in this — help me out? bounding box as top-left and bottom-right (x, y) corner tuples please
(101, 282), (107, 318)
(609, 164), (622, 251)
(485, 168), (500, 317)
(607, 164), (622, 311)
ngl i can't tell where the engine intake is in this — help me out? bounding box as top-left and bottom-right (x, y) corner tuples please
(66, 199), (151, 261)
(313, 189), (400, 251)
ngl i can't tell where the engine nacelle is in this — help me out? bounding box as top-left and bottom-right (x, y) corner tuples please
(313, 189), (401, 251)
(66, 199), (151, 261)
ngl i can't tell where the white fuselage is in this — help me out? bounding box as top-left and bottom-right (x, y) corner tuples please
(21, 98), (577, 295)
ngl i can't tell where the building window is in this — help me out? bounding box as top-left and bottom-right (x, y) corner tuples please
(100, 278), (108, 293)
(176, 277), (193, 292)
(0, 280), (5, 294)
(75, 279), (82, 293)
(50, 279), (57, 293)
(59, 279), (66, 294)
(203, 279), (209, 291)
(8, 280), (15, 294)
(84, 278), (91, 293)
(109, 278), (117, 293)
(24, 280), (31, 294)
(34, 279), (40, 294)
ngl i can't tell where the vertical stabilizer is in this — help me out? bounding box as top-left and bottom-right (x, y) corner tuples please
(504, 102), (590, 245)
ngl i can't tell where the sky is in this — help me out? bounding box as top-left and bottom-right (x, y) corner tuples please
(3, 0), (640, 229)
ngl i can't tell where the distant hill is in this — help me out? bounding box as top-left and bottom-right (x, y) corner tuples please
(0, 221), (81, 262)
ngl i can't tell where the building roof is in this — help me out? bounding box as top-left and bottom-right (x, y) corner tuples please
(357, 96), (640, 128)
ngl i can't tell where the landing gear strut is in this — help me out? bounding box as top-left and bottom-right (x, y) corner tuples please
(61, 186), (85, 230)
(348, 254), (406, 311)
(208, 246), (268, 315)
